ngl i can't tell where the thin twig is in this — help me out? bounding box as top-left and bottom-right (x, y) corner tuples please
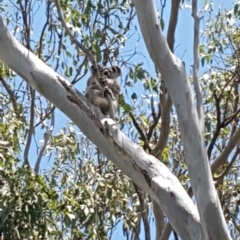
(207, 91), (221, 159)
(147, 104), (161, 141)
(34, 105), (55, 173)
(23, 87), (35, 168)
(129, 113), (151, 152)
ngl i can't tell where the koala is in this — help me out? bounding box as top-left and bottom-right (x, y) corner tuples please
(85, 64), (121, 119)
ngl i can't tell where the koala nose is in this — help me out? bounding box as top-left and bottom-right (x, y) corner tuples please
(102, 70), (110, 77)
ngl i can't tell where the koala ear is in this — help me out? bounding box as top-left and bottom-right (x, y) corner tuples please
(112, 66), (122, 75)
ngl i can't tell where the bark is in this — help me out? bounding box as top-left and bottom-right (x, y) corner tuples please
(0, 17), (203, 240)
(192, 0), (204, 133)
(160, 222), (172, 240)
(153, 201), (164, 240)
(152, 1), (179, 239)
(132, 0), (231, 239)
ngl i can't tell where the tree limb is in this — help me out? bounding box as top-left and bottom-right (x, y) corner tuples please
(34, 106), (55, 174)
(160, 221), (172, 240)
(192, 0), (204, 133)
(167, 0), (180, 52)
(0, 16), (203, 240)
(23, 88), (35, 168)
(153, 200), (164, 240)
(211, 127), (240, 173)
(207, 91), (221, 159)
(214, 148), (240, 182)
(151, 0), (180, 157)
(132, 0), (231, 239)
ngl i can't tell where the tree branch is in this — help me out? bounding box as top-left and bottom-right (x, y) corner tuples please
(151, 0), (180, 157)
(129, 113), (151, 152)
(214, 148), (240, 182)
(0, 16), (202, 240)
(211, 127), (240, 173)
(167, 0), (180, 52)
(132, 0), (230, 239)
(192, 0), (204, 133)
(208, 91), (221, 159)
(153, 200), (164, 239)
(160, 221), (172, 240)
(34, 106), (55, 174)
(23, 88), (35, 168)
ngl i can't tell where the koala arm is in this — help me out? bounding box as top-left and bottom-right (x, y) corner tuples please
(85, 87), (110, 115)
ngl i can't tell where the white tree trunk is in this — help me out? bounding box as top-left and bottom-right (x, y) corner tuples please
(132, 0), (231, 239)
(0, 17), (204, 239)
